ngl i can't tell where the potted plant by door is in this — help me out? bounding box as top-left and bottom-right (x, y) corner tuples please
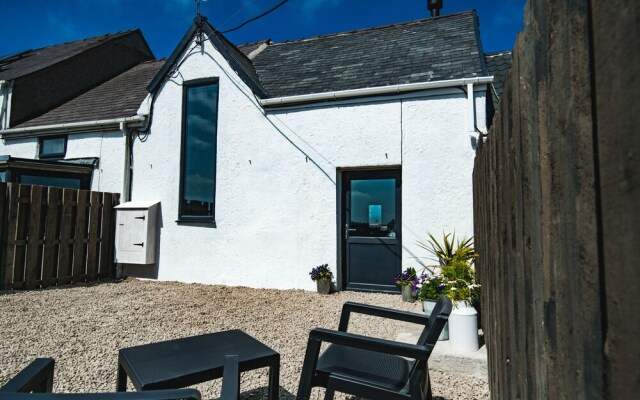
(415, 272), (449, 340)
(394, 267), (418, 302)
(309, 264), (333, 295)
(417, 231), (480, 350)
(441, 256), (481, 352)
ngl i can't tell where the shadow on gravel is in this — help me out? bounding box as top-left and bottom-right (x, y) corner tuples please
(239, 387), (295, 400)
(0, 279), (123, 296)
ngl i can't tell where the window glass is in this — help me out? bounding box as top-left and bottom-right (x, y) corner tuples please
(349, 178), (397, 237)
(180, 82), (219, 219)
(20, 174), (81, 189)
(39, 137), (66, 158)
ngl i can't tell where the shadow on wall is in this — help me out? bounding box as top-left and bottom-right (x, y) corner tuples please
(121, 203), (163, 279)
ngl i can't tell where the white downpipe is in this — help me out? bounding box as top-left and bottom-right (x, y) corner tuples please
(259, 76), (494, 107)
(467, 82), (476, 133)
(0, 80), (8, 130)
(0, 115), (146, 138)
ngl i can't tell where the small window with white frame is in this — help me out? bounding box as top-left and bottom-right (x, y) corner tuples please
(38, 136), (67, 159)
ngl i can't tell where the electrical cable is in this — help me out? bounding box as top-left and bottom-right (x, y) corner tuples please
(222, 0), (289, 33)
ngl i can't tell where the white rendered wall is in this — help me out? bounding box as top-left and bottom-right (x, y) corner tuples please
(0, 130), (126, 193)
(130, 36), (487, 290)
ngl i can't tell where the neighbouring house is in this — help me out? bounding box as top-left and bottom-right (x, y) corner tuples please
(0, 10), (511, 292)
(0, 30), (156, 191)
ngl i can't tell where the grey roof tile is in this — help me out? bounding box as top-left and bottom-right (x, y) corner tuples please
(484, 51), (512, 104)
(251, 11), (487, 97)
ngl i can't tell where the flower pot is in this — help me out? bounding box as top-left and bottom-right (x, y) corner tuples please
(423, 300), (448, 340)
(316, 279), (331, 295)
(448, 301), (479, 351)
(401, 285), (415, 302)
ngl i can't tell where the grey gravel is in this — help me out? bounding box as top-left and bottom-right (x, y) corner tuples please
(0, 279), (488, 399)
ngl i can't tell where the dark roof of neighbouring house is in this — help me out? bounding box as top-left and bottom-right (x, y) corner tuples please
(484, 51), (512, 104)
(14, 60), (164, 128)
(0, 30), (149, 81)
(250, 10), (488, 98)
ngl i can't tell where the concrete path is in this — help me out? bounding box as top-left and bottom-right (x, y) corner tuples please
(395, 303), (488, 380)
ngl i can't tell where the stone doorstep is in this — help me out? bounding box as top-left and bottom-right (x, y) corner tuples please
(395, 303), (488, 380)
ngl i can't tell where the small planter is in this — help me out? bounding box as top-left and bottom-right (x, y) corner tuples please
(316, 279), (331, 295)
(423, 300), (448, 340)
(448, 301), (479, 351)
(401, 285), (415, 302)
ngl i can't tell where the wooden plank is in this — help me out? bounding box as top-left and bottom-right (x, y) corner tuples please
(107, 193), (120, 278)
(85, 191), (101, 281)
(72, 190), (89, 283)
(99, 193), (113, 278)
(591, 1), (640, 398)
(13, 184), (31, 286)
(42, 187), (62, 288)
(0, 183), (6, 290)
(24, 185), (44, 289)
(0, 183), (17, 290)
(57, 189), (76, 284)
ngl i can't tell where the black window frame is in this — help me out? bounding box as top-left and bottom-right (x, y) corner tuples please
(38, 135), (68, 159)
(177, 77), (220, 224)
(0, 156), (92, 190)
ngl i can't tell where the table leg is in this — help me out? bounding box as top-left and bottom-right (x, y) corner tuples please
(269, 360), (280, 400)
(117, 363), (127, 392)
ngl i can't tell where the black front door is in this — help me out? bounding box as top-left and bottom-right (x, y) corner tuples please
(341, 169), (401, 292)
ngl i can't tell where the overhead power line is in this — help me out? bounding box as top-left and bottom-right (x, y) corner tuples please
(222, 0), (290, 34)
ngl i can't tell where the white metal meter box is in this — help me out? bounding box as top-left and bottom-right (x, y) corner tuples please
(114, 201), (160, 264)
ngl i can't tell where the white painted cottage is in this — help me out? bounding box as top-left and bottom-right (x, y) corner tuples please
(0, 11), (511, 292)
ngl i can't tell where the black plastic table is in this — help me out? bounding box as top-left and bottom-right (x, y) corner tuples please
(117, 329), (280, 399)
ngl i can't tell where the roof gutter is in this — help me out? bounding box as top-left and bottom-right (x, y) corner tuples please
(259, 76), (494, 108)
(0, 115), (146, 139)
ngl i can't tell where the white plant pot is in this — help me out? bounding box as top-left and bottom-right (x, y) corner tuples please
(448, 301), (479, 352)
(423, 300), (448, 341)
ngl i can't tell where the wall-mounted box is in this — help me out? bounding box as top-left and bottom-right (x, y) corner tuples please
(114, 201), (160, 264)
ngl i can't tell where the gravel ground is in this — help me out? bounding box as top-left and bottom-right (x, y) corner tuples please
(0, 279), (488, 399)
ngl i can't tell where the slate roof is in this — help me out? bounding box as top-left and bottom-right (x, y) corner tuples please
(0, 30), (143, 81)
(484, 51), (512, 103)
(250, 10), (488, 98)
(14, 60), (164, 128)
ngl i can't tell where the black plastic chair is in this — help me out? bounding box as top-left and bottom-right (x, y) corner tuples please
(0, 355), (240, 400)
(296, 296), (452, 400)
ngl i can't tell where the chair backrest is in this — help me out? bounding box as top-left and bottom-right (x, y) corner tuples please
(417, 296), (453, 347)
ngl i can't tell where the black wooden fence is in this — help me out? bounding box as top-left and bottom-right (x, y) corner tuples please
(472, 0), (639, 399)
(0, 182), (119, 290)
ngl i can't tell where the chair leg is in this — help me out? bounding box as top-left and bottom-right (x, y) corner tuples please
(425, 371), (432, 400)
(324, 387), (335, 400)
(296, 338), (322, 400)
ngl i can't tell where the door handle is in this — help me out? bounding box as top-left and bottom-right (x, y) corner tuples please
(133, 242), (144, 247)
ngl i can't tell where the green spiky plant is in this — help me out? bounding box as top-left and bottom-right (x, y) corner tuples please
(417, 231), (476, 266)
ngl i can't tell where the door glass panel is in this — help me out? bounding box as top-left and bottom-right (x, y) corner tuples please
(350, 178), (396, 237)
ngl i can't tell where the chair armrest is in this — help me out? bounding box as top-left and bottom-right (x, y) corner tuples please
(310, 328), (433, 360)
(220, 355), (239, 400)
(0, 358), (55, 393)
(338, 302), (428, 331)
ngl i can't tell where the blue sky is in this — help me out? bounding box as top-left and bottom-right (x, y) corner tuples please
(0, 0), (526, 59)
